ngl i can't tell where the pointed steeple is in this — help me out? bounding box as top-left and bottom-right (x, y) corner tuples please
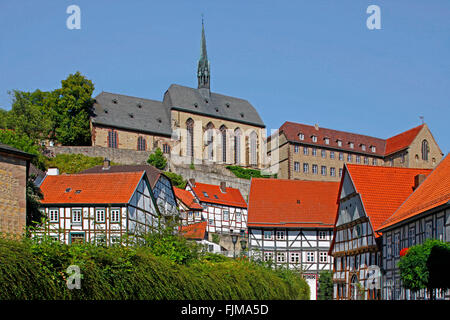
(197, 17), (210, 94)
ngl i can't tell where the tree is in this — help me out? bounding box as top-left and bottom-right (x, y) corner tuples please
(317, 270), (334, 300)
(26, 176), (44, 228)
(147, 147), (167, 170)
(163, 171), (186, 189)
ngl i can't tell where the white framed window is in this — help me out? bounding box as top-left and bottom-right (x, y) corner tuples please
(319, 231), (327, 240)
(339, 168), (343, 177)
(324, 138), (330, 145)
(371, 146), (376, 153)
(188, 212), (193, 219)
(364, 157), (369, 164)
(195, 211), (201, 218)
(111, 209), (121, 223)
(347, 154), (352, 162)
(294, 145), (299, 153)
(72, 209), (82, 225)
(361, 144), (366, 151)
(298, 133), (304, 141)
(372, 158), (377, 166)
(330, 151), (335, 159)
(306, 252), (315, 262)
(277, 252), (286, 263)
(303, 163), (309, 173)
(49, 209), (59, 223)
(264, 252), (273, 262)
(223, 210), (229, 221)
(337, 140), (342, 147)
(290, 252), (300, 263)
(209, 219), (214, 226)
(312, 164), (318, 174)
(312, 148), (317, 156)
(356, 155), (361, 163)
(276, 231), (285, 240)
(321, 150), (326, 158)
(339, 152), (344, 161)
(303, 147), (309, 155)
(264, 230), (273, 240)
(319, 252), (328, 263)
(312, 135), (317, 143)
(349, 142), (354, 149)
(330, 167), (336, 177)
(96, 209), (105, 223)
(294, 161), (300, 172)
(321, 166), (327, 176)
(236, 211), (241, 222)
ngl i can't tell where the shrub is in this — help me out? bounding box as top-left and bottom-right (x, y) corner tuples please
(45, 153), (118, 174)
(163, 171), (187, 189)
(147, 148), (167, 170)
(226, 165), (276, 180)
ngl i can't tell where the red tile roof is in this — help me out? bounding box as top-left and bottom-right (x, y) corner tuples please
(248, 178), (340, 228)
(384, 124), (424, 156)
(179, 221), (207, 240)
(378, 155), (450, 231)
(174, 187), (203, 210)
(345, 164), (432, 233)
(190, 182), (247, 208)
(40, 172), (144, 204)
(277, 122), (425, 157)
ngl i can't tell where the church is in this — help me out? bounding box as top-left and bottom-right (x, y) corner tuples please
(89, 22), (266, 169)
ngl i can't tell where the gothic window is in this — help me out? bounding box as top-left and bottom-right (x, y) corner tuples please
(108, 129), (118, 148)
(163, 143), (170, 154)
(421, 140), (429, 161)
(206, 122), (214, 161)
(250, 131), (257, 166)
(220, 125), (227, 163)
(186, 118), (194, 158)
(137, 136), (146, 151)
(234, 128), (241, 164)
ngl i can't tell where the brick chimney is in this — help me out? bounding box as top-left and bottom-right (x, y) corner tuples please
(102, 158), (111, 170)
(414, 174), (426, 190)
(220, 181), (227, 193)
(189, 178), (196, 187)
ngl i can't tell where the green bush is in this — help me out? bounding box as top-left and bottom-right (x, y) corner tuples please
(147, 148), (167, 170)
(45, 153), (118, 174)
(163, 171), (187, 189)
(226, 165), (276, 180)
(0, 236), (309, 300)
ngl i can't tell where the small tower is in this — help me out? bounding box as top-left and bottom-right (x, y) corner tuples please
(197, 18), (210, 98)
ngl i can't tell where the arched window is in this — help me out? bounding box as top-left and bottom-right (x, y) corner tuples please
(186, 118), (194, 158)
(205, 122), (214, 161)
(234, 128), (241, 164)
(249, 131), (257, 166)
(108, 129), (118, 148)
(220, 125), (227, 163)
(137, 136), (146, 151)
(421, 140), (429, 161)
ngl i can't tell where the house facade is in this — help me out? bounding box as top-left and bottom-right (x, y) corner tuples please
(173, 186), (204, 226)
(329, 164), (432, 300)
(37, 171), (160, 244)
(247, 178), (340, 300)
(377, 154), (450, 300)
(268, 122), (443, 181)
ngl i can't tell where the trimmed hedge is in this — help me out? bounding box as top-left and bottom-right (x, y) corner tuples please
(225, 166), (276, 180)
(0, 238), (309, 300)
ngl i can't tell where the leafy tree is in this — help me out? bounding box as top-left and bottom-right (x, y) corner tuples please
(26, 177), (44, 228)
(163, 171), (187, 189)
(0, 130), (46, 170)
(317, 270), (334, 300)
(147, 147), (167, 170)
(0, 108), (8, 128)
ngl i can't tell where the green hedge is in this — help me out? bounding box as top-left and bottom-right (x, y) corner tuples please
(226, 166), (276, 180)
(0, 237), (309, 300)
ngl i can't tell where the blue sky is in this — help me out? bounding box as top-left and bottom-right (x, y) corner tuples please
(0, 1), (449, 153)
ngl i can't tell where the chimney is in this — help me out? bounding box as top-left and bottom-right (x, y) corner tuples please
(314, 123), (319, 131)
(102, 158), (111, 170)
(220, 181), (227, 193)
(47, 168), (59, 176)
(189, 178), (196, 187)
(414, 174), (426, 190)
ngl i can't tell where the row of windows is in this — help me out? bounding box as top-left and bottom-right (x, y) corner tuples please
(293, 162), (343, 177)
(48, 208), (121, 224)
(262, 230), (327, 240)
(294, 145), (379, 165)
(297, 133), (377, 153)
(107, 129), (171, 153)
(263, 251), (328, 263)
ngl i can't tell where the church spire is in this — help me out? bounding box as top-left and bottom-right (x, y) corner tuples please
(197, 17), (210, 93)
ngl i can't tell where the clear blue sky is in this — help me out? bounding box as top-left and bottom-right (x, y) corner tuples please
(0, 1), (449, 153)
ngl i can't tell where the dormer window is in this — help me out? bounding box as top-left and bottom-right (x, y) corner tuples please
(349, 142), (354, 149)
(324, 138), (330, 145)
(311, 135), (317, 143)
(112, 99), (118, 104)
(202, 191), (209, 198)
(298, 133), (304, 141)
(371, 146), (376, 153)
(337, 140), (342, 147)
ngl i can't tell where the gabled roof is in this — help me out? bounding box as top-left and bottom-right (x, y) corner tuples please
(384, 124), (424, 156)
(80, 164), (163, 189)
(189, 182), (247, 208)
(174, 187), (203, 210)
(378, 154), (450, 231)
(40, 172), (144, 205)
(345, 164), (432, 233)
(247, 178), (340, 228)
(0, 142), (35, 160)
(179, 221), (207, 240)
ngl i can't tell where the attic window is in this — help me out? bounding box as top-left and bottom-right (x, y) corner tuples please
(298, 133), (304, 140)
(214, 195), (219, 199)
(65, 188), (72, 193)
(225, 103), (230, 108)
(215, 107), (219, 112)
(157, 118), (162, 123)
(202, 191), (209, 198)
(75, 190), (82, 194)
(311, 135), (317, 143)
(349, 142), (354, 149)
(337, 139), (342, 147)
(137, 103), (142, 108)
(128, 113), (134, 118)
(104, 109), (108, 114)
(205, 99), (209, 103)
(240, 112), (244, 118)
(112, 99), (118, 104)
(194, 103), (198, 108)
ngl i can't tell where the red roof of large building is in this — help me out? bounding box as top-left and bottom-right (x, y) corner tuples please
(345, 164), (432, 233)
(378, 155), (450, 231)
(174, 187), (203, 210)
(278, 121), (426, 157)
(179, 221), (207, 240)
(247, 178), (340, 228)
(190, 182), (247, 208)
(40, 172), (145, 204)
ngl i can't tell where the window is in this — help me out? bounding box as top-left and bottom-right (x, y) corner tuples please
(298, 133), (304, 140)
(234, 128), (241, 164)
(294, 145), (299, 153)
(236, 211), (241, 222)
(303, 147), (309, 155)
(394, 233), (400, 257)
(220, 126), (227, 162)
(72, 209), (82, 225)
(70, 233), (85, 244)
(163, 143), (170, 154)
(223, 210), (229, 221)
(421, 140), (429, 161)
(371, 146), (376, 153)
(349, 142), (354, 149)
(250, 131), (258, 166)
(356, 155), (361, 164)
(408, 227), (416, 247)
(108, 130), (118, 148)
(364, 157), (369, 165)
(111, 209), (121, 223)
(188, 212), (193, 219)
(291, 252), (300, 263)
(339, 168), (343, 177)
(319, 231), (327, 240)
(330, 151), (335, 159)
(386, 236), (392, 259)
(319, 252), (328, 263)
(276, 231), (285, 240)
(361, 144), (366, 151)
(321, 149), (326, 158)
(195, 211), (201, 218)
(277, 252), (286, 263)
(425, 221), (433, 239)
(264, 252), (273, 262)
(95, 209), (105, 223)
(303, 163), (309, 173)
(137, 136), (146, 151)
(209, 219), (214, 226)
(337, 140), (342, 147)
(312, 164), (318, 174)
(324, 138), (330, 145)
(49, 209), (59, 223)
(294, 161), (300, 172)
(202, 191), (209, 198)
(347, 154), (352, 162)
(339, 152), (344, 161)
(330, 167), (336, 177)
(312, 135), (317, 143)
(312, 148), (317, 156)
(372, 158), (377, 166)
(186, 119), (194, 158)
(321, 165), (327, 176)
(264, 231), (273, 240)
(306, 252), (315, 262)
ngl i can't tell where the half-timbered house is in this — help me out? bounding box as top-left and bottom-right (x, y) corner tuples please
(179, 221), (223, 254)
(247, 178), (340, 300)
(377, 154), (450, 300)
(329, 164), (432, 300)
(173, 187), (204, 226)
(38, 171), (160, 244)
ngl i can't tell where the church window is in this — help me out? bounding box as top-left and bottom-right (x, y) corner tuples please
(250, 131), (258, 166)
(108, 130), (118, 148)
(206, 123), (214, 161)
(421, 140), (429, 161)
(163, 144), (170, 154)
(234, 128), (241, 164)
(137, 136), (146, 151)
(220, 126), (227, 163)
(186, 119), (194, 158)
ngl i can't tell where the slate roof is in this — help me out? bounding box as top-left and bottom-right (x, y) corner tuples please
(247, 178), (340, 228)
(40, 172), (144, 205)
(344, 164), (432, 233)
(164, 84), (265, 128)
(0, 142), (35, 159)
(91, 92), (172, 137)
(378, 154), (450, 231)
(189, 181), (247, 208)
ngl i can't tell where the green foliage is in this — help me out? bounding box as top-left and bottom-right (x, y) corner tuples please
(147, 148), (167, 170)
(45, 153), (117, 174)
(399, 239), (450, 292)
(163, 171), (187, 189)
(226, 165), (276, 180)
(317, 270), (334, 300)
(211, 233), (220, 245)
(0, 235), (310, 300)
(26, 177), (44, 228)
